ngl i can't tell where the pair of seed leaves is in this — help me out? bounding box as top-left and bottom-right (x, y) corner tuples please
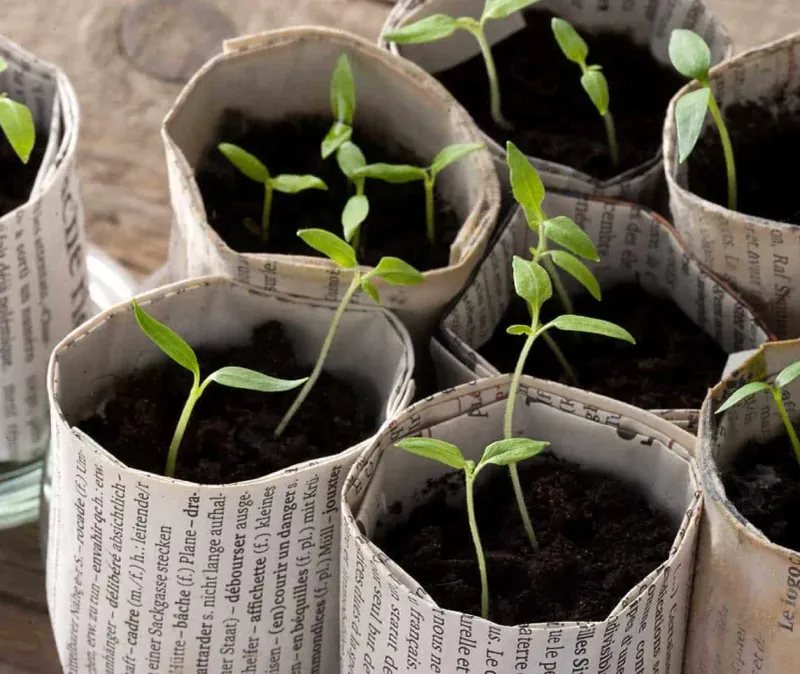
(0, 57), (35, 164)
(716, 361), (800, 414)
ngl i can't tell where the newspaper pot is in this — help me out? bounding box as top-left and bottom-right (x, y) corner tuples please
(162, 26), (500, 344)
(341, 374), (701, 673)
(381, 0), (731, 205)
(664, 33), (800, 339)
(0, 36), (88, 465)
(432, 192), (772, 433)
(685, 340), (800, 673)
(44, 275), (414, 674)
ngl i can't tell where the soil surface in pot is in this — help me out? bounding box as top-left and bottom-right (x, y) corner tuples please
(0, 131), (46, 218)
(723, 435), (800, 550)
(479, 284), (727, 409)
(195, 111), (462, 271)
(688, 95), (800, 224)
(377, 453), (675, 623)
(433, 9), (684, 180)
(78, 321), (375, 483)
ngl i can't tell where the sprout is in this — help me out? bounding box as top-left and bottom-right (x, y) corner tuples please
(551, 18), (619, 167)
(0, 57), (35, 164)
(132, 300), (307, 477)
(217, 142), (327, 244)
(669, 29), (737, 211)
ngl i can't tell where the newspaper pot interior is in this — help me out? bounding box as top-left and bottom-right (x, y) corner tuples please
(381, 0), (731, 204)
(342, 375), (701, 673)
(685, 340), (800, 673)
(0, 36), (88, 464)
(163, 26), (500, 343)
(45, 275), (414, 674)
(434, 192), (771, 432)
(665, 32), (800, 339)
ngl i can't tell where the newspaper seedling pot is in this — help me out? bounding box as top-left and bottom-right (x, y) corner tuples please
(381, 0), (731, 205)
(665, 32), (800, 339)
(44, 275), (414, 674)
(0, 36), (88, 464)
(342, 374), (701, 673)
(433, 192), (772, 434)
(163, 26), (500, 344)
(685, 340), (800, 672)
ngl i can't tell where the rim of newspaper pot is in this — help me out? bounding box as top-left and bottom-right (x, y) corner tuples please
(44, 274), (414, 674)
(162, 25), (500, 343)
(664, 31), (800, 339)
(380, 0), (731, 203)
(341, 374), (702, 674)
(685, 339), (800, 673)
(0, 35), (88, 464)
(432, 191), (773, 434)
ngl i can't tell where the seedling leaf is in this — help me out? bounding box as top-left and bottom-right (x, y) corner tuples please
(481, 438), (549, 467)
(549, 314), (635, 342)
(353, 163), (427, 183)
(206, 367), (308, 392)
(430, 143), (484, 177)
(581, 68), (609, 116)
(675, 88), (711, 163)
(297, 228), (357, 268)
(776, 362), (800, 390)
(551, 18), (588, 64)
(384, 15), (459, 44)
(506, 324), (533, 336)
(132, 299), (200, 380)
(542, 215), (599, 261)
(507, 141), (544, 226)
(395, 437), (466, 470)
(342, 194), (369, 242)
(483, 0), (541, 20)
(549, 250), (600, 300)
(337, 141), (367, 179)
(218, 143), (269, 183)
(715, 381), (772, 414)
(361, 279), (380, 304)
(331, 54), (356, 125)
(669, 29), (711, 81)
(0, 57), (6, 73)
(371, 256), (425, 285)
(271, 175), (327, 194)
(322, 122), (352, 159)
(0, 97), (35, 164)
(512, 256), (551, 311)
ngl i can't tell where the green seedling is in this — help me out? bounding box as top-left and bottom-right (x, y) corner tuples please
(503, 141), (635, 548)
(395, 436), (548, 618)
(716, 361), (800, 466)
(274, 229), (424, 437)
(669, 29), (737, 211)
(0, 57), (35, 164)
(337, 140), (370, 250)
(384, 0), (542, 129)
(551, 18), (618, 167)
(217, 142), (327, 244)
(351, 142), (484, 245)
(132, 299), (307, 478)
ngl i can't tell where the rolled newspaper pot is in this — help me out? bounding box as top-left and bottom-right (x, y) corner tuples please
(381, 0), (731, 204)
(44, 275), (414, 673)
(0, 36), (88, 463)
(685, 340), (800, 673)
(433, 193), (772, 432)
(162, 26), (500, 344)
(342, 374), (701, 673)
(665, 32), (800, 339)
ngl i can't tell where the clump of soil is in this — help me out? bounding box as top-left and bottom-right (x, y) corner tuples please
(0, 129), (46, 217)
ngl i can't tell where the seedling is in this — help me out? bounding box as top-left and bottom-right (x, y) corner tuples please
(0, 57), (35, 164)
(669, 29), (737, 211)
(274, 229), (424, 437)
(351, 142), (484, 245)
(716, 361), (800, 466)
(337, 140), (369, 250)
(384, 0), (542, 129)
(131, 299), (307, 477)
(395, 436), (548, 618)
(217, 142), (327, 244)
(551, 18), (618, 167)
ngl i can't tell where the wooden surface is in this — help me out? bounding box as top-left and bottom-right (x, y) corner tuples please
(1, 0), (799, 671)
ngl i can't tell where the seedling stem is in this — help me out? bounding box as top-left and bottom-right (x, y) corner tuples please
(707, 94), (737, 211)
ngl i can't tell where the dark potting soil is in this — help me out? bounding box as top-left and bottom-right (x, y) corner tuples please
(0, 130), (45, 217)
(723, 436), (800, 550)
(377, 454), (675, 624)
(479, 284), (727, 409)
(195, 111), (461, 271)
(77, 321), (375, 484)
(687, 95), (800, 224)
(434, 10), (685, 180)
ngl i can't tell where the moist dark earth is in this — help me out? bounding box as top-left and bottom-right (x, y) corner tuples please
(479, 284), (727, 409)
(0, 129), (45, 217)
(195, 111), (461, 271)
(434, 9), (685, 179)
(78, 321), (376, 483)
(377, 454), (675, 624)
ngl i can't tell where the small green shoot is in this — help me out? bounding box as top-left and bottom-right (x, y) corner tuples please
(384, 0), (542, 129)
(0, 57), (35, 164)
(322, 54), (356, 159)
(351, 142), (484, 244)
(669, 29), (737, 211)
(551, 18), (618, 167)
(337, 140), (370, 249)
(131, 299), (307, 477)
(716, 361), (800, 466)
(218, 142), (327, 244)
(395, 436), (547, 618)
(274, 230), (424, 437)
